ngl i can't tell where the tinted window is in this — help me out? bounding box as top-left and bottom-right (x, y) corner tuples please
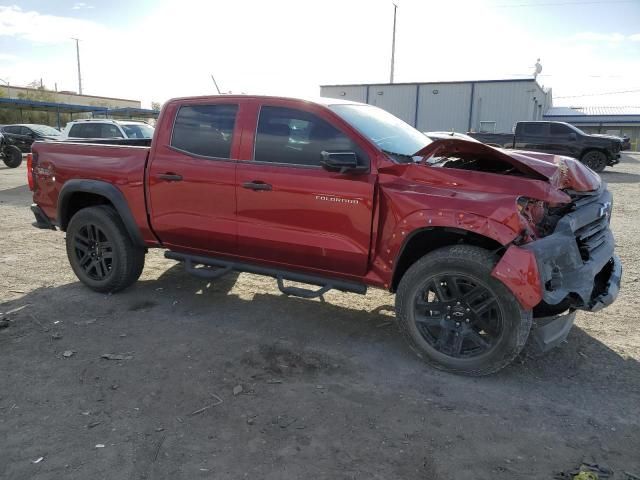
(4, 126), (20, 134)
(171, 104), (238, 158)
(550, 123), (572, 136)
(19, 127), (32, 136)
(121, 124), (154, 139)
(254, 106), (364, 167)
(69, 124), (88, 137)
(521, 123), (546, 136)
(101, 124), (123, 138)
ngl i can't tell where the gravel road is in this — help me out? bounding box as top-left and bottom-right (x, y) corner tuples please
(1, 154), (639, 479)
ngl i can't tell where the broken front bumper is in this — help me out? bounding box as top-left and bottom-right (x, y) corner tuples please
(492, 186), (622, 312)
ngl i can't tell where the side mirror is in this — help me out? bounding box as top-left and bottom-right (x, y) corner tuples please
(569, 132), (577, 141)
(320, 151), (366, 174)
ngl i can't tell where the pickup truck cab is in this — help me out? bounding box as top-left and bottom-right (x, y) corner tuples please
(469, 121), (622, 173)
(29, 95), (622, 375)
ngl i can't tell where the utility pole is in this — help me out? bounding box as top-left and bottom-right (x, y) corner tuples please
(390, 1), (398, 83)
(72, 38), (83, 95)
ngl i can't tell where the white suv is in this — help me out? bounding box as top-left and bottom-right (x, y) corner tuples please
(63, 119), (154, 139)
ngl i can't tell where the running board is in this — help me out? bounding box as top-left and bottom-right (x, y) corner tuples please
(164, 251), (367, 299)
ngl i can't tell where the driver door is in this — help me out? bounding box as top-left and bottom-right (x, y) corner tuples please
(235, 103), (376, 277)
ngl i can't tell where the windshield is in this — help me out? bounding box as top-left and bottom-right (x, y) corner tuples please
(328, 104), (431, 162)
(31, 125), (61, 136)
(121, 123), (154, 139)
(565, 122), (586, 135)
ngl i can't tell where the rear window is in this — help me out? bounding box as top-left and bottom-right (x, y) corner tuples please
(171, 104), (238, 159)
(68, 123), (124, 138)
(121, 123), (154, 139)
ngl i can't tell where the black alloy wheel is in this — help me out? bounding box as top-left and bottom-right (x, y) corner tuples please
(413, 275), (503, 358)
(73, 223), (114, 281)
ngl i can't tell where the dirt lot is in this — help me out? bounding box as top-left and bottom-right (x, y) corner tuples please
(1, 154), (639, 480)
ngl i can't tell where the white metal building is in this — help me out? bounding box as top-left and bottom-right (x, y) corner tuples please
(320, 79), (552, 134)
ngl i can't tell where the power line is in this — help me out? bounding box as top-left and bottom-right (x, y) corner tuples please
(493, 0), (635, 7)
(554, 88), (640, 99)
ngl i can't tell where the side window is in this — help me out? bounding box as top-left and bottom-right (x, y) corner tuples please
(171, 104), (238, 158)
(20, 127), (32, 136)
(521, 123), (546, 136)
(69, 124), (86, 137)
(4, 126), (19, 134)
(550, 123), (572, 136)
(101, 124), (124, 138)
(254, 106), (365, 167)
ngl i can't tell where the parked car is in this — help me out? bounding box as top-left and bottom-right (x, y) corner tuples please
(468, 121), (621, 173)
(62, 119), (154, 140)
(1, 124), (63, 153)
(0, 130), (23, 168)
(28, 95), (621, 376)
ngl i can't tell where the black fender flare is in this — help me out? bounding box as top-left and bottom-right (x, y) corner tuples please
(58, 179), (145, 247)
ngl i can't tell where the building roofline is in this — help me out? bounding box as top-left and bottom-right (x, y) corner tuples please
(6, 85), (140, 104)
(544, 114), (640, 118)
(320, 78), (542, 88)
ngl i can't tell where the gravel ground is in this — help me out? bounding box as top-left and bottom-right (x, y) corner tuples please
(1, 154), (639, 479)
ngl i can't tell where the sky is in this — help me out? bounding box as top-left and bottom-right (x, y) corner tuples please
(0, 0), (639, 109)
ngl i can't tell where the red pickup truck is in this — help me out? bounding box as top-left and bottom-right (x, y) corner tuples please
(28, 95), (621, 375)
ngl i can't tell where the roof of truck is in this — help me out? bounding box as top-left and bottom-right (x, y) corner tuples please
(166, 94), (366, 107)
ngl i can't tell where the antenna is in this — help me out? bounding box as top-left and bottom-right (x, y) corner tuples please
(210, 74), (221, 94)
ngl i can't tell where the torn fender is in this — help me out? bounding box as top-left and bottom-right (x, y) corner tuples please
(491, 245), (542, 310)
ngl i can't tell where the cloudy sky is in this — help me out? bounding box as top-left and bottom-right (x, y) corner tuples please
(0, 0), (639, 108)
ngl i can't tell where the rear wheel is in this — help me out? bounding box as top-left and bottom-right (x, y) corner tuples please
(581, 150), (607, 173)
(66, 206), (145, 293)
(2, 146), (22, 168)
(395, 245), (532, 376)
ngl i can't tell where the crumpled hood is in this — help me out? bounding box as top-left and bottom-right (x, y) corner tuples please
(414, 139), (601, 192)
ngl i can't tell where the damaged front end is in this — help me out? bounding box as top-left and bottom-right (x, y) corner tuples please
(520, 185), (621, 312)
(410, 139), (621, 353)
(493, 184), (622, 352)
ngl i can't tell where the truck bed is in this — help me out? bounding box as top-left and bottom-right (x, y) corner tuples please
(31, 140), (153, 241)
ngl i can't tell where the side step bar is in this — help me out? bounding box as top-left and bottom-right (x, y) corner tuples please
(164, 251), (367, 299)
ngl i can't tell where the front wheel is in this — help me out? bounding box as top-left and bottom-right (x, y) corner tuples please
(581, 150), (607, 173)
(66, 206), (145, 293)
(395, 245), (532, 376)
(2, 145), (22, 168)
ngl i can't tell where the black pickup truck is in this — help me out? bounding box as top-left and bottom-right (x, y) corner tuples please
(469, 121), (621, 173)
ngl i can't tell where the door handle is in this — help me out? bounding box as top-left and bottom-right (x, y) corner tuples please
(242, 181), (272, 191)
(157, 173), (183, 182)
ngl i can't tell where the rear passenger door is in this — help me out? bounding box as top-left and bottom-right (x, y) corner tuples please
(147, 101), (241, 254)
(235, 102), (376, 277)
(515, 122), (549, 152)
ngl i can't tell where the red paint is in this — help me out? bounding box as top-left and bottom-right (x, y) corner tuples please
(31, 95), (605, 309)
(491, 245), (542, 310)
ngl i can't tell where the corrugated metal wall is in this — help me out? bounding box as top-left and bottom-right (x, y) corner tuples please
(365, 84), (417, 125)
(417, 83), (472, 132)
(319, 85), (368, 103)
(320, 80), (549, 134)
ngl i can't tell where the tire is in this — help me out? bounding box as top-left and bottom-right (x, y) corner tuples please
(66, 206), (145, 293)
(581, 150), (607, 173)
(2, 146), (22, 168)
(395, 245), (532, 376)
